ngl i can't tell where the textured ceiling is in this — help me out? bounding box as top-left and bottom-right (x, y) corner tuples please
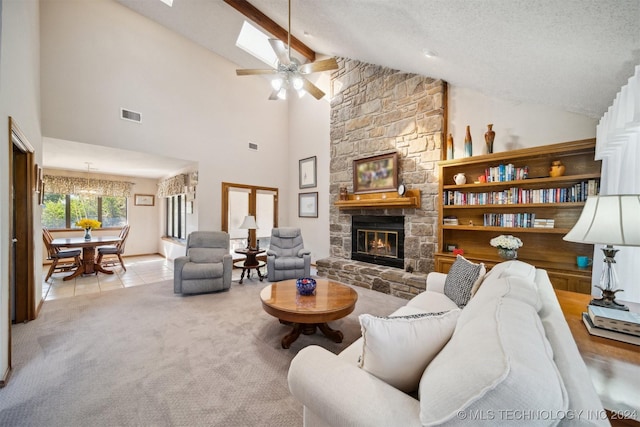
(116, 0), (640, 119)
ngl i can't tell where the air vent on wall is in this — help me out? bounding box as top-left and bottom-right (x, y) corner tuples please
(120, 108), (142, 123)
(248, 142), (258, 151)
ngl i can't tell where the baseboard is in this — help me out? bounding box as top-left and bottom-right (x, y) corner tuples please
(0, 365), (12, 388)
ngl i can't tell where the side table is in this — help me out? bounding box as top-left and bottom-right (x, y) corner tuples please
(555, 290), (640, 424)
(234, 248), (266, 284)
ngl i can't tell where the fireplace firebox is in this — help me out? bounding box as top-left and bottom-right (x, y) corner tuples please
(352, 215), (404, 269)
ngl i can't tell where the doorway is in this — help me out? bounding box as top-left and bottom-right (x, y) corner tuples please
(3, 117), (36, 386)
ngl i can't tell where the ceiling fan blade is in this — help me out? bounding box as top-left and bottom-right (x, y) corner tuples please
(299, 58), (338, 74)
(268, 90), (280, 100)
(236, 68), (278, 76)
(269, 39), (291, 66)
(302, 78), (326, 100)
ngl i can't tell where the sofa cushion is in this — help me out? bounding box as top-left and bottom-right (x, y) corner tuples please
(482, 259), (536, 283)
(358, 310), (460, 393)
(443, 255), (485, 308)
(182, 262), (223, 280)
(406, 290), (460, 313)
(419, 297), (568, 426)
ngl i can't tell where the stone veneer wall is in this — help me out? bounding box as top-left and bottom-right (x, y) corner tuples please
(319, 58), (446, 298)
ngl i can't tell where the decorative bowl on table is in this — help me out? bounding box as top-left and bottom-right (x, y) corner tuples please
(296, 277), (317, 296)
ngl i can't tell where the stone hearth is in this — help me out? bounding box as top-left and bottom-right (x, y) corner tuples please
(316, 257), (427, 300)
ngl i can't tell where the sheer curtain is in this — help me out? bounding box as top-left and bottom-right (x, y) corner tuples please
(593, 65), (640, 302)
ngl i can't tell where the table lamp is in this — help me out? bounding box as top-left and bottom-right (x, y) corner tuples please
(239, 215), (258, 249)
(563, 195), (640, 311)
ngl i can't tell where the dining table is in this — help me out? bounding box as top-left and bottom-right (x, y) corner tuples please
(50, 235), (122, 281)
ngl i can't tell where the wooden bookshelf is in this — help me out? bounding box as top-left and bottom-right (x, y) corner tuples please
(435, 139), (601, 294)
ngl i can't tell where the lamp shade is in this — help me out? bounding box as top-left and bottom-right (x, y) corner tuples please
(239, 215), (258, 230)
(563, 195), (640, 246)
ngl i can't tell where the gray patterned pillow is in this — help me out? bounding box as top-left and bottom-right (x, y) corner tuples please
(444, 255), (485, 308)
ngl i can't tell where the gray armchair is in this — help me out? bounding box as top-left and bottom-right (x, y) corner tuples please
(174, 231), (232, 294)
(267, 228), (311, 282)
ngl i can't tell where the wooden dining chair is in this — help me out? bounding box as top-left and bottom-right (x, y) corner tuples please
(97, 225), (130, 271)
(42, 226), (82, 282)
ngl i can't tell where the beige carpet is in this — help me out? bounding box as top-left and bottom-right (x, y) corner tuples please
(1, 279), (406, 426)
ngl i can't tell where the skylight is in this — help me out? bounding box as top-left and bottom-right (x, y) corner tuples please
(159, 0), (173, 6)
(236, 21), (278, 68)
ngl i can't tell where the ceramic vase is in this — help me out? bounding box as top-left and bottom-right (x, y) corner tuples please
(464, 125), (472, 157)
(484, 124), (495, 154)
(84, 227), (92, 240)
(446, 133), (454, 160)
(497, 248), (517, 260)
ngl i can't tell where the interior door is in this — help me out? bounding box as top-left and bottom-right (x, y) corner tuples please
(5, 117), (36, 382)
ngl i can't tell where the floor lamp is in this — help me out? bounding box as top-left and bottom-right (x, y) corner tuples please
(563, 195), (640, 311)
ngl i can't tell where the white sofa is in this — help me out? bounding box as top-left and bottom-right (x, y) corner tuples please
(288, 260), (609, 426)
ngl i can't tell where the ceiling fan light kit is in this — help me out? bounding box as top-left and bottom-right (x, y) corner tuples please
(234, 0), (338, 100)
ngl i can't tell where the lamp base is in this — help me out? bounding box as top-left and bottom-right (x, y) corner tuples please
(590, 288), (629, 311)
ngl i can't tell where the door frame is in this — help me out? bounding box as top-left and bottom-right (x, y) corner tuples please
(3, 117), (36, 385)
(221, 182), (278, 248)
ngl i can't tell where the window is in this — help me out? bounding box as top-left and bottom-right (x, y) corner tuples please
(165, 194), (186, 239)
(42, 193), (127, 229)
(222, 182), (278, 251)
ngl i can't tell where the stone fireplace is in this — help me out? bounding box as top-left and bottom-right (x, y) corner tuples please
(352, 215), (404, 269)
(316, 57), (447, 300)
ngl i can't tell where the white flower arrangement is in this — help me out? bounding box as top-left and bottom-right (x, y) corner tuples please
(490, 235), (523, 250)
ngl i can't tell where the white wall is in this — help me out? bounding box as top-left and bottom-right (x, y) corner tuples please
(41, 169), (161, 261)
(288, 79), (331, 263)
(39, 0), (290, 233)
(448, 86), (598, 157)
(0, 0), (41, 383)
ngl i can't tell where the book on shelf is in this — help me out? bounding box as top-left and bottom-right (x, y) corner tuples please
(443, 216), (459, 225)
(587, 305), (640, 337)
(582, 313), (640, 345)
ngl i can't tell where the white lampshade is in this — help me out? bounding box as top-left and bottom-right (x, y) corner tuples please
(239, 215), (258, 230)
(563, 195), (640, 246)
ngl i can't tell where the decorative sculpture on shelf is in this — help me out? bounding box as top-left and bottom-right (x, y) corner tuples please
(446, 133), (454, 160)
(485, 124), (495, 154)
(464, 125), (473, 157)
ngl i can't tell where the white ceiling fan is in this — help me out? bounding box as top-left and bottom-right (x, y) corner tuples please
(235, 0), (338, 100)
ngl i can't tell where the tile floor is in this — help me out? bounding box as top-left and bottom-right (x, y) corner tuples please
(42, 254), (176, 301)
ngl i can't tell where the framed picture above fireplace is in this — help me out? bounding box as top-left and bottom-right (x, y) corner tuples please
(353, 152), (398, 194)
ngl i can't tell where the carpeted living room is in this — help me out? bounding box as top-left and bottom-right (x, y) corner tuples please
(2, 1), (640, 426)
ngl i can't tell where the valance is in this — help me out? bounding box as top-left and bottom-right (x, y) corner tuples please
(157, 174), (186, 198)
(43, 175), (134, 197)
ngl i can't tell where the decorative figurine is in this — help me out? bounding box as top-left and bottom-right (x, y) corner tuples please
(446, 133), (454, 160)
(485, 124), (495, 154)
(464, 125), (473, 157)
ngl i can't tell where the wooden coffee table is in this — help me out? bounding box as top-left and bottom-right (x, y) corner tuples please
(260, 278), (358, 349)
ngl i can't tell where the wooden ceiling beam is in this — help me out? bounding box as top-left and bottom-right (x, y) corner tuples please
(223, 0), (316, 63)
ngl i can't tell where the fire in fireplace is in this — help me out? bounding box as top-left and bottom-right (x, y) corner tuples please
(352, 215), (404, 269)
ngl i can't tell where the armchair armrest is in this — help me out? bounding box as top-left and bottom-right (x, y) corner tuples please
(426, 271), (447, 293)
(297, 248), (311, 257)
(266, 249), (277, 257)
(174, 256), (190, 293)
(288, 346), (421, 427)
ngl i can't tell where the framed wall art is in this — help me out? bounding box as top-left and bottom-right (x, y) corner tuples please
(353, 152), (398, 193)
(299, 156), (317, 189)
(298, 192), (318, 218)
(134, 194), (155, 206)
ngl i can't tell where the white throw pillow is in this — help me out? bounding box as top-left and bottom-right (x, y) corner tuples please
(444, 255), (486, 307)
(358, 310), (460, 393)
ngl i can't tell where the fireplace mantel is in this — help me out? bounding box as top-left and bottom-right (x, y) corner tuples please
(334, 189), (421, 209)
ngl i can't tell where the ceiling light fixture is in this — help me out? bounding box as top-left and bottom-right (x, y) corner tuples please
(423, 49), (437, 58)
(234, 0), (338, 100)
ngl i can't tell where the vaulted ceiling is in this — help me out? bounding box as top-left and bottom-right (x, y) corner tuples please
(116, 0), (640, 119)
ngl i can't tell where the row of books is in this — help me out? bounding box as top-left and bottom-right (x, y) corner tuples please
(533, 218), (555, 228)
(483, 213), (537, 228)
(443, 180), (600, 206)
(484, 164), (529, 182)
(582, 304), (640, 345)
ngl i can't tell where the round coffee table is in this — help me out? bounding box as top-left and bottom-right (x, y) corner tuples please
(260, 278), (358, 349)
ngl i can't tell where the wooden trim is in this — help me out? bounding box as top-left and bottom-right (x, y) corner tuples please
(221, 182), (279, 248)
(0, 365), (11, 388)
(441, 81), (448, 161)
(223, 0), (316, 62)
(335, 189), (421, 209)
